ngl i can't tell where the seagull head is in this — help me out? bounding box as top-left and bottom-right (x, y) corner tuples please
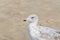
(24, 14), (38, 23)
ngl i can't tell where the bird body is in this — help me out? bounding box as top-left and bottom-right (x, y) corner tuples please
(28, 23), (60, 40)
(25, 14), (60, 40)
(28, 23), (40, 40)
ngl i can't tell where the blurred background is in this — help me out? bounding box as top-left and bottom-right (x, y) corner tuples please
(0, 0), (60, 40)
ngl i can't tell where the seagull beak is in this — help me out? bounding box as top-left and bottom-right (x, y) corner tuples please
(23, 20), (26, 21)
(23, 18), (29, 22)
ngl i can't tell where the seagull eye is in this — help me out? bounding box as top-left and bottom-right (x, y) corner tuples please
(31, 17), (34, 19)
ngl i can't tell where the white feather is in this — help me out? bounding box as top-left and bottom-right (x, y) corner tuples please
(26, 14), (60, 40)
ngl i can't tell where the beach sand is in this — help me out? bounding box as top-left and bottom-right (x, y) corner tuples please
(0, 0), (60, 40)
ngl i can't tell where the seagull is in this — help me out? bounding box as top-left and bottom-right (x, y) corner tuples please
(24, 14), (60, 40)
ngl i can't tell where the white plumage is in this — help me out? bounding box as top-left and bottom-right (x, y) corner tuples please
(25, 14), (60, 40)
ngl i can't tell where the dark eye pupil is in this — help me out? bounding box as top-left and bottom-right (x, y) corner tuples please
(31, 17), (34, 19)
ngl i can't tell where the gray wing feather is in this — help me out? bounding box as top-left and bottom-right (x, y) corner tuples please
(56, 31), (60, 34)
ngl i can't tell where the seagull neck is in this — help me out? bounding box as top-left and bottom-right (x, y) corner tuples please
(29, 21), (38, 26)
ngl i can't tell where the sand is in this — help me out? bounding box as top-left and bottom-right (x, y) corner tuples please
(0, 0), (60, 40)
